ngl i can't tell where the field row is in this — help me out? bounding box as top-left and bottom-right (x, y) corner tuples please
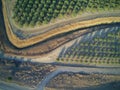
(57, 27), (120, 65)
(13, 0), (120, 27)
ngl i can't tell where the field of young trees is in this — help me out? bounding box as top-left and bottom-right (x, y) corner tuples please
(13, 0), (120, 27)
(57, 26), (120, 65)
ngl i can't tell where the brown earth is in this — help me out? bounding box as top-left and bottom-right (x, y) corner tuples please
(45, 72), (120, 90)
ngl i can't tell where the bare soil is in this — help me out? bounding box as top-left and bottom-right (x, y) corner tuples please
(45, 72), (120, 90)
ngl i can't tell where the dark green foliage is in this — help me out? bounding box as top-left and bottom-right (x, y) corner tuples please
(7, 77), (12, 81)
(13, 0), (120, 27)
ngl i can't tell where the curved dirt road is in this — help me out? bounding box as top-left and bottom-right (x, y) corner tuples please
(37, 66), (120, 90)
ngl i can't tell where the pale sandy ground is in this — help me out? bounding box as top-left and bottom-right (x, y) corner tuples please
(32, 34), (83, 63)
(4, 35), (82, 63)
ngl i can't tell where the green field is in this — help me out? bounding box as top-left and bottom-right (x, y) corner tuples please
(13, 0), (120, 27)
(57, 26), (120, 65)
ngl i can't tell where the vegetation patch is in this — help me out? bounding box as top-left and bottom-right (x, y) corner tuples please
(0, 58), (56, 88)
(57, 26), (120, 65)
(12, 0), (120, 27)
(2, 0), (120, 48)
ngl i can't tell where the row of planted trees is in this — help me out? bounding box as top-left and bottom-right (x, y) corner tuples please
(57, 27), (120, 65)
(13, 0), (120, 27)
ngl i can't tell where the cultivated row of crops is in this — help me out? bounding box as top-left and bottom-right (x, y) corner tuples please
(57, 26), (120, 65)
(13, 0), (120, 27)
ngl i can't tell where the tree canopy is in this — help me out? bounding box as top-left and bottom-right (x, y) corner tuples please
(13, 0), (120, 27)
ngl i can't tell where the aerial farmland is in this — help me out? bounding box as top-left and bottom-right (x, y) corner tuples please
(0, 0), (120, 90)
